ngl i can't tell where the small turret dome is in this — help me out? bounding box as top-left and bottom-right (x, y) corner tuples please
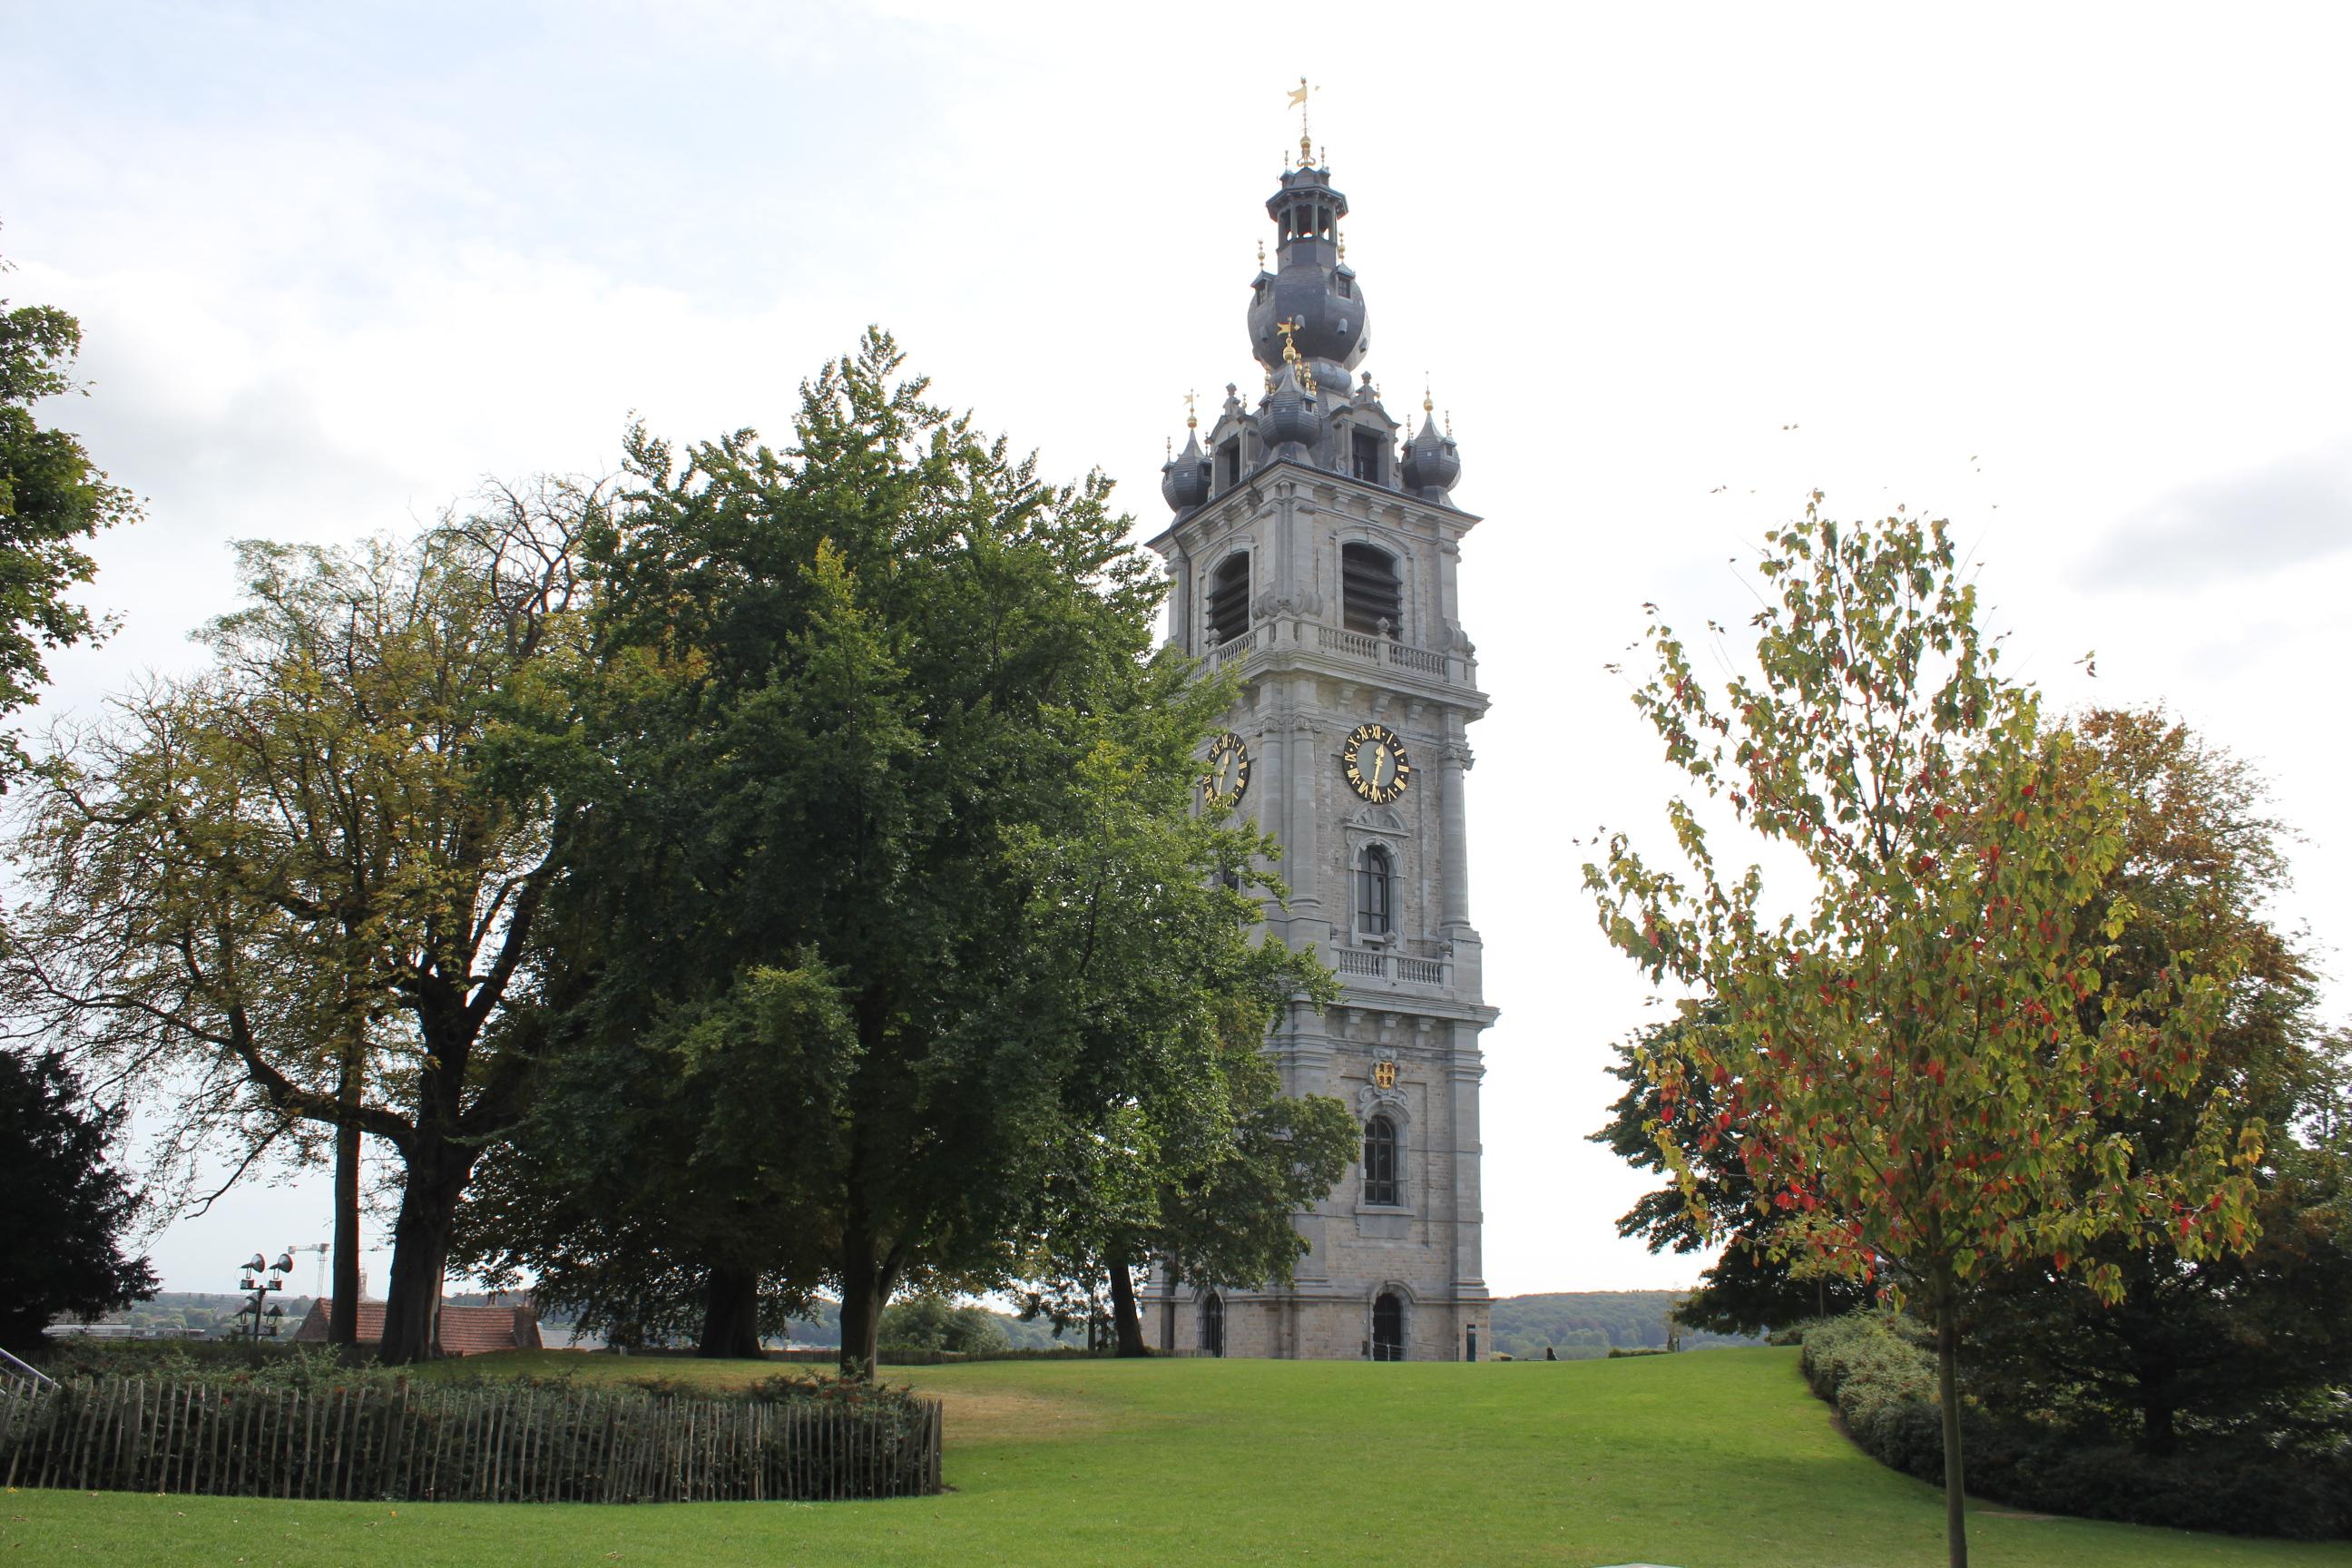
(1401, 407), (1461, 497)
(1161, 428), (1210, 512)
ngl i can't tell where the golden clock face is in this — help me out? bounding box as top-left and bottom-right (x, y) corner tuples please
(1201, 731), (1251, 809)
(1343, 722), (1411, 804)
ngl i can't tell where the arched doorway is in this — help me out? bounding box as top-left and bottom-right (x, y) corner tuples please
(1201, 1291), (1226, 1358)
(1371, 1291), (1405, 1361)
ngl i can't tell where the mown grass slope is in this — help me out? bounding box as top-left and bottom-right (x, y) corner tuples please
(5, 1348), (2344, 1566)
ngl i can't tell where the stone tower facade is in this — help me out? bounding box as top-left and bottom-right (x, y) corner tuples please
(1142, 142), (1496, 1362)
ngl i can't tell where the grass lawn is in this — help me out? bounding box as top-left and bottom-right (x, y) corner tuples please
(4, 1348), (2343, 1566)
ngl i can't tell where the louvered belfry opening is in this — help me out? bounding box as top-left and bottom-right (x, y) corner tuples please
(1341, 542), (1401, 635)
(1207, 552), (1251, 647)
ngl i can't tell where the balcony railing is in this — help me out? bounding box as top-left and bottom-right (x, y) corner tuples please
(1203, 623), (1456, 685)
(1316, 624), (1451, 683)
(1332, 947), (1448, 988)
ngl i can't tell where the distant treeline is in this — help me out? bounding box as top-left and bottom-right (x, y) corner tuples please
(98, 1289), (1749, 1360)
(1489, 1292), (1759, 1360)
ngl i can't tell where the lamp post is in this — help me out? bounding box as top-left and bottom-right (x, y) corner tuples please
(234, 1250), (293, 1343)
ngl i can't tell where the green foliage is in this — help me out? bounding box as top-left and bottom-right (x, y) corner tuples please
(0, 1048), (157, 1357)
(1588, 1006), (1869, 1335)
(1584, 500), (2266, 1564)
(1586, 502), (2259, 1307)
(475, 330), (1330, 1372)
(4, 485), (599, 1363)
(0, 260), (141, 778)
(1798, 1312), (2352, 1540)
(1961, 711), (2352, 1456)
(877, 1297), (1008, 1355)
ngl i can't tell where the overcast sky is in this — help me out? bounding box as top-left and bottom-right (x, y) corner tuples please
(5, 1), (2348, 1301)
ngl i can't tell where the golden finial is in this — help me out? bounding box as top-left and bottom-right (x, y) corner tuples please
(1446, 409), (1454, 437)
(1337, 229), (1346, 262)
(1185, 389), (1199, 429)
(1288, 76), (1314, 166)
(1257, 238), (1266, 270)
(1423, 375), (1434, 415)
(1274, 320), (1316, 397)
(1166, 436), (1173, 459)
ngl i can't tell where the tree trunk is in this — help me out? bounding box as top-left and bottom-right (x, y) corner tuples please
(837, 1272), (884, 1378)
(1936, 1294), (1969, 1568)
(328, 1042), (362, 1348)
(328, 1116), (361, 1346)
(377, 1135), (473, 1366)
(699, 1264), (764, 1359)
(836, 1212), (890, 1378)
(1107, 1255), (1150, 1357)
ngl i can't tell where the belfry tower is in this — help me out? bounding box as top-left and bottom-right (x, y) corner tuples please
(1144, 132), (1496, 1361)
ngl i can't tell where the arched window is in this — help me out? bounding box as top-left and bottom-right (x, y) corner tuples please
(1201, 1291), (1226, 1357)
(1207, 553), (1250, 648)
(1372, 1290), (1405, 1361)
(1341, 542), (1401, 635)
(1363, 1113), (1399, 1206)
(1357, 843), (1394, 936)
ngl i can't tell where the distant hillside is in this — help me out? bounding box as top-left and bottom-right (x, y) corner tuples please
(85, 1291), (317, 1338)
(1489, 1291), (1760, 1360)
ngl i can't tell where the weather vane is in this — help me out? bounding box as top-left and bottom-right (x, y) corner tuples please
(1288, 76), (1315, 165)
(1184, 388), (1199, 428)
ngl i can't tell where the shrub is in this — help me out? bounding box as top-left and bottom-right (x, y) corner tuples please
(1794, 1311), (2352, 1540)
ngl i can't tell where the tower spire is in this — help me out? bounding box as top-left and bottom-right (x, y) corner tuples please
(1247, 130), (1368, 397)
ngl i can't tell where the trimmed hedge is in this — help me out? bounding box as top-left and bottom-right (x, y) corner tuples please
(1, 1358), (940, 1503)
(1794, 1313), (2352, 1541)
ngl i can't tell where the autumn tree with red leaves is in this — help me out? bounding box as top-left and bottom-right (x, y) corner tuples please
(1583, 496), (2263, 1568)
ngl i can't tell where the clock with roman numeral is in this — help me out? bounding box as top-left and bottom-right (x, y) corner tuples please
(1342, 722), (1411, 804)
(1201, 731), (1251, 809)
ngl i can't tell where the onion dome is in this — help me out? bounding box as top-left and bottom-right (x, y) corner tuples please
(1400, 399), (1461, 497)
(1245, 158), (1370, 379)
(1257, 358), (1321, 455)
(1161, 426), (1210, 512)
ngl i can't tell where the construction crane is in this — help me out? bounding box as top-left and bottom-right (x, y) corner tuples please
(288, 1241), (330, 1300)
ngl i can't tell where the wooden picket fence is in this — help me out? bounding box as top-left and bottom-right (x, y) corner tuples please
(0, 1377), (942, 1503)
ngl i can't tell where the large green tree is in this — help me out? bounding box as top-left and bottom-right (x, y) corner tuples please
(506, 331), (1328, 1373)
(1962, 710), (2352, 1456)
(0, 1046), (158, 1357)
(4, 485), (594, 1363)
(0, 250), (142, 779)
(1583, 499), (2261, 1568)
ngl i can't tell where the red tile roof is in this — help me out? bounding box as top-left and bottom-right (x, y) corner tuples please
(290, 1299), (542, 1357)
